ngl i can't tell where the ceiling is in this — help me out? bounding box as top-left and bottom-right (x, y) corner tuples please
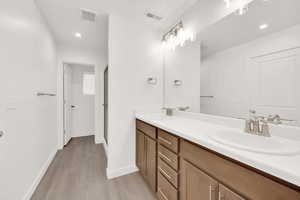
(199, 0), (300, 58)
(35, 0), (200, 52)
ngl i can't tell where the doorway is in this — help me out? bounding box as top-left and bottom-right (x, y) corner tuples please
(104, 66), (108, 144)
(63, 63), (96, 146)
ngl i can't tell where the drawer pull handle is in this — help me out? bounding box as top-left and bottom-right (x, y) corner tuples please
(158, 188), (169, 200)
(209, 185), (216, 200)
(158, 136), (172, 145)
(158, 167), (171, 179)
(158, 152), (172, 162)
(218, 192), (224, 200)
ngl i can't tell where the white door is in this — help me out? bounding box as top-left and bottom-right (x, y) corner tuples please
(71, 67), (95, 138)
(63, 64), (72, 145)
(249, 48), (300, 126)
(0, 104), (5, 161)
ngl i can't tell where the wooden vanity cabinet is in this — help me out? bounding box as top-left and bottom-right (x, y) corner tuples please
(180, 158), (219, 200)
(136, 130), (146, 177)
(145, 136), (157, 191)
(157, 129), (180, 200)
(180, 139), (300, 200)
(136, 120), (157, 192)
(136, 119), (300, 200)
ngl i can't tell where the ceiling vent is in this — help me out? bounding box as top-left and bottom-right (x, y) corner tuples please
(146, 12), (163, 21)
(81, 9), (97, 22)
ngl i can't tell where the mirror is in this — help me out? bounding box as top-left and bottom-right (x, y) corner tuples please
(164, 0), (300, 126)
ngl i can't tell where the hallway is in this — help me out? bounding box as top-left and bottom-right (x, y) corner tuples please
(31, 136), (156, 200)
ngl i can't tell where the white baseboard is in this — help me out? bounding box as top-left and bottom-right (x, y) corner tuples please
(72, 134), (94, 138)
(106, 165), (138, 179)
(95, 136), (104, 144)
(23, 149), (57, 200)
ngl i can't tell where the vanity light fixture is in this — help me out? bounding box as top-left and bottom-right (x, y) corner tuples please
(75, 32), (82, 38)
(161, 21), (194, 51)
(259, 24), (269, 30)
(223, 0), (249, 16)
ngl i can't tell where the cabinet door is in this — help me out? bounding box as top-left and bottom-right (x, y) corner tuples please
(219, 184), (245, 200)
(180, 159), (218, 200)
(145, 136), (157, 192)
(136, 131), (146, 177)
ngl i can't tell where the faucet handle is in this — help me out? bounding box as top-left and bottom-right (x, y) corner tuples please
(244, 119), (252, 133)
(162, 107), (174, 116)
(261, 120), (271, 137)
(267, 114), (295, 125)
(177, 106), (190, 111)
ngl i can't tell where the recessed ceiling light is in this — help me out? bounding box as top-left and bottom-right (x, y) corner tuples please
(75, 32), (82, 38)
(259, 24), (269, 30)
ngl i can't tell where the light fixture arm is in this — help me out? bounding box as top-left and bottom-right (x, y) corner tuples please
(162, 21), (183, 41)
(161, 21), (194, 51)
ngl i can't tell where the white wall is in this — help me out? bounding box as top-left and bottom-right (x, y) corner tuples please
(107, 15), (163, 178)
(70, 65), (95, 137)
(0, 0), (57, 199)
(164, 43), (201, 112)
(167, 0), (255, 37)
(201, 24), (300, 120)
(57, 45), (107, 148)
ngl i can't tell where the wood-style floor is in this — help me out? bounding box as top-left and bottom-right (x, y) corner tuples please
(31, 136), (157, 200)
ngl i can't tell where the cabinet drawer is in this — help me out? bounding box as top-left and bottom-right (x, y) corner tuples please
(158, 158), (178, 188)
(158, 144), (179, 171)
(158, 129), (179, 153)
(136, 120), (156, 139)
(158, 172), (178, 200)
(180, 139), (300, 200)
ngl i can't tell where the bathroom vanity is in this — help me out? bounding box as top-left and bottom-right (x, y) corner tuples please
(135, 115), (300, 200)
(134, 0), (300, 199)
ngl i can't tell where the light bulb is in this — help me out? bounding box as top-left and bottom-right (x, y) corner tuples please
(190, 32), (195, 42)
(161, 40), (167, 50)
(177, 29), (184, 46)
(236, 4), (249, 15)
(224, 0), (231, 8)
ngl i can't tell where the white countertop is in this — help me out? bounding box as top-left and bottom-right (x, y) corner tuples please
(136, 112), (300, 187)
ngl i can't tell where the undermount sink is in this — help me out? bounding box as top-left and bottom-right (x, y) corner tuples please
(209, 130), (300, 155)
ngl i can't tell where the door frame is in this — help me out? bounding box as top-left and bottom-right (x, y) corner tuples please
(104, 66), (108, 145)
(59, 61), (103, 149)
(63, 63), (72, 146)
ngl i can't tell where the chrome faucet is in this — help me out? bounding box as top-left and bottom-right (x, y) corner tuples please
(244, 110), (270, 137)
(244, 111), (295, 137)
(162, 107), (174, 116)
